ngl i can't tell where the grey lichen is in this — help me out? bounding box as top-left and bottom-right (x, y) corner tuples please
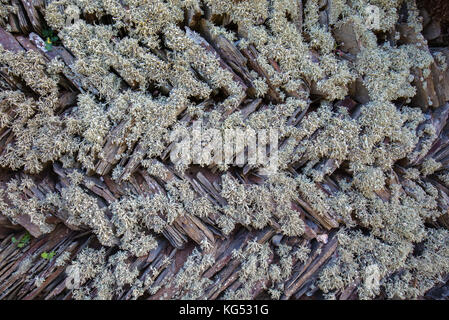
(0, 0), (448, 301)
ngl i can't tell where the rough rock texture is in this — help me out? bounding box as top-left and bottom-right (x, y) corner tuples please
(0, 0), (449, 300)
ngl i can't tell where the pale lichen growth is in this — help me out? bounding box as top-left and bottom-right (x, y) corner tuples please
(421, 158), (442, 176)
(0, 0), (14, 27)
(55, 251), (72, 267)
(220, 173), (305, 237)
(0, 177), (55, 235)
(173, 248), (215, 299)
(0, 0), (447, 301)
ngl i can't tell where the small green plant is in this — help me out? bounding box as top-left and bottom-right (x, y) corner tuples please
(42, 29), (59, 51)
(11, 232), (31, 248)
(41, 251), (56, 260)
